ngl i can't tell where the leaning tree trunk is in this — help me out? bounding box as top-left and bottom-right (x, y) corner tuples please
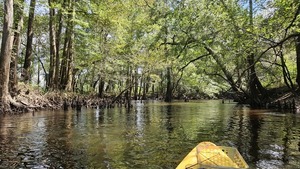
(296, 35), (300, 88)
(277, 46), (294, 90)
(0, 0), (14, 112)
(22, 0), (36, 83)
(204, 46), (240, 93)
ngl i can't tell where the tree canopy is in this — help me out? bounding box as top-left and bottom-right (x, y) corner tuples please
(1, 0), (300, 108)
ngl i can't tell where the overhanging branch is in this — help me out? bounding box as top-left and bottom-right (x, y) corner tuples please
(179, 53), (210, 71)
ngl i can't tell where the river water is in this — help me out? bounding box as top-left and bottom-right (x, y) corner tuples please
(0, 100), (299, 169)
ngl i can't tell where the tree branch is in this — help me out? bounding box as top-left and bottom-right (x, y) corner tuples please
(172, 70), (183, 93)
(180, 53), (211, 71)
(257, 33), (300, 61)
(238, 33), (300, 79)
(204, 71), (228, 83)
(284, 3), (300, 37)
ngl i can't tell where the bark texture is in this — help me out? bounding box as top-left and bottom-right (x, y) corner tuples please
(296, 36), (300, 88)
(23, 0), (36, 82)
(0, 0), (14, 112)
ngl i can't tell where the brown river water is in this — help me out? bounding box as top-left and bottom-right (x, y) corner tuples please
(0, 100), (299, 169)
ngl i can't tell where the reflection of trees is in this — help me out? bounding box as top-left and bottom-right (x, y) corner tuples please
(165, 105), (174, 134)
(227, 107), (263, 166)
(0, 115), (16, 168)
(122, 102), (144, 168)
(0, 114), (47, 168)
(226, 105), (246, 151)
(192, 101), (235, 143)
(248, 113), (262, 164)
(227, 107), (300, 168)
(282, 114), (297, 165)
(42, 110), (91, 168)
(1, 101), (299, 169)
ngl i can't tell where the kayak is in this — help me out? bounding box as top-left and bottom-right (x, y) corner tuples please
(176, 142), (249, 169)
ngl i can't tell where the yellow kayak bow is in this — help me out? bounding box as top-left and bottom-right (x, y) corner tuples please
(176, 142), (249, 169)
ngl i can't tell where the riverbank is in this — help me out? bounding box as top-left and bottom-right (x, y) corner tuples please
(0, 83), (128, 114)
(1, 83), (62, 114)
(1, 83), (300, 114)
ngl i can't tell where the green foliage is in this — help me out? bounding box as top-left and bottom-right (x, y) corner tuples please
(4, 0), (300, 97)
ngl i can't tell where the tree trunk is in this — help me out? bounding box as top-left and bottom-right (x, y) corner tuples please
(248, 54), (262, 106)
(48, 0), (57, 89)
(133, 69), (138, 100)
(296, 35), (300, 88)
(54, 0), (65, 89)
(65, 33), (74, 91)
(98, 78), (105, 98)
(60, 0), (74, 90)
(278, 47), (294, 90)
(159, 72), (164, 99)
(22, 0), (36, 83)
(138, 75), (143, 99)
(125, 66), (132, 106)
(146, 75), (150, 93)
(204, 46), (240, 92)
(165, 67), (172, 102)
(0, 0), (14, 112)
(60, 33), (69, 89)
(152, 84), (155, 98)
(142, 81), (147, 100)
(10, 0), (25, 95)
(247, 0), (267, 107)
(142, 76), (150, 100)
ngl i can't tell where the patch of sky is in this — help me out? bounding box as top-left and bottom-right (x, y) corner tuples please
(239, 0), (276, 18)
(25, 0), (49, 15)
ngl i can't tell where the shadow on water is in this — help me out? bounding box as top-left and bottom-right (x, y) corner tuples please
(0, 100), (300, 169)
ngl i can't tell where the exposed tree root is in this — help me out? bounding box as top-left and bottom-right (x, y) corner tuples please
(2, 83), (300, 114)
(0, 83), (61, 114)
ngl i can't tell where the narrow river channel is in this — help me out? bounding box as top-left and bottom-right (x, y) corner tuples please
(0, 100), (299, 169)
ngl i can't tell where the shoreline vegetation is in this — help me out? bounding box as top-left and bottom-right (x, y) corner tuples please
(1, 83), (299, 114)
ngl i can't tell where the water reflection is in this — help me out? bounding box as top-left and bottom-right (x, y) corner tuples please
(226, 107), (300, 169)
(249, 110), (262, 164)
(165, 105), (174, 134)
(0, 100), (299, 169)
